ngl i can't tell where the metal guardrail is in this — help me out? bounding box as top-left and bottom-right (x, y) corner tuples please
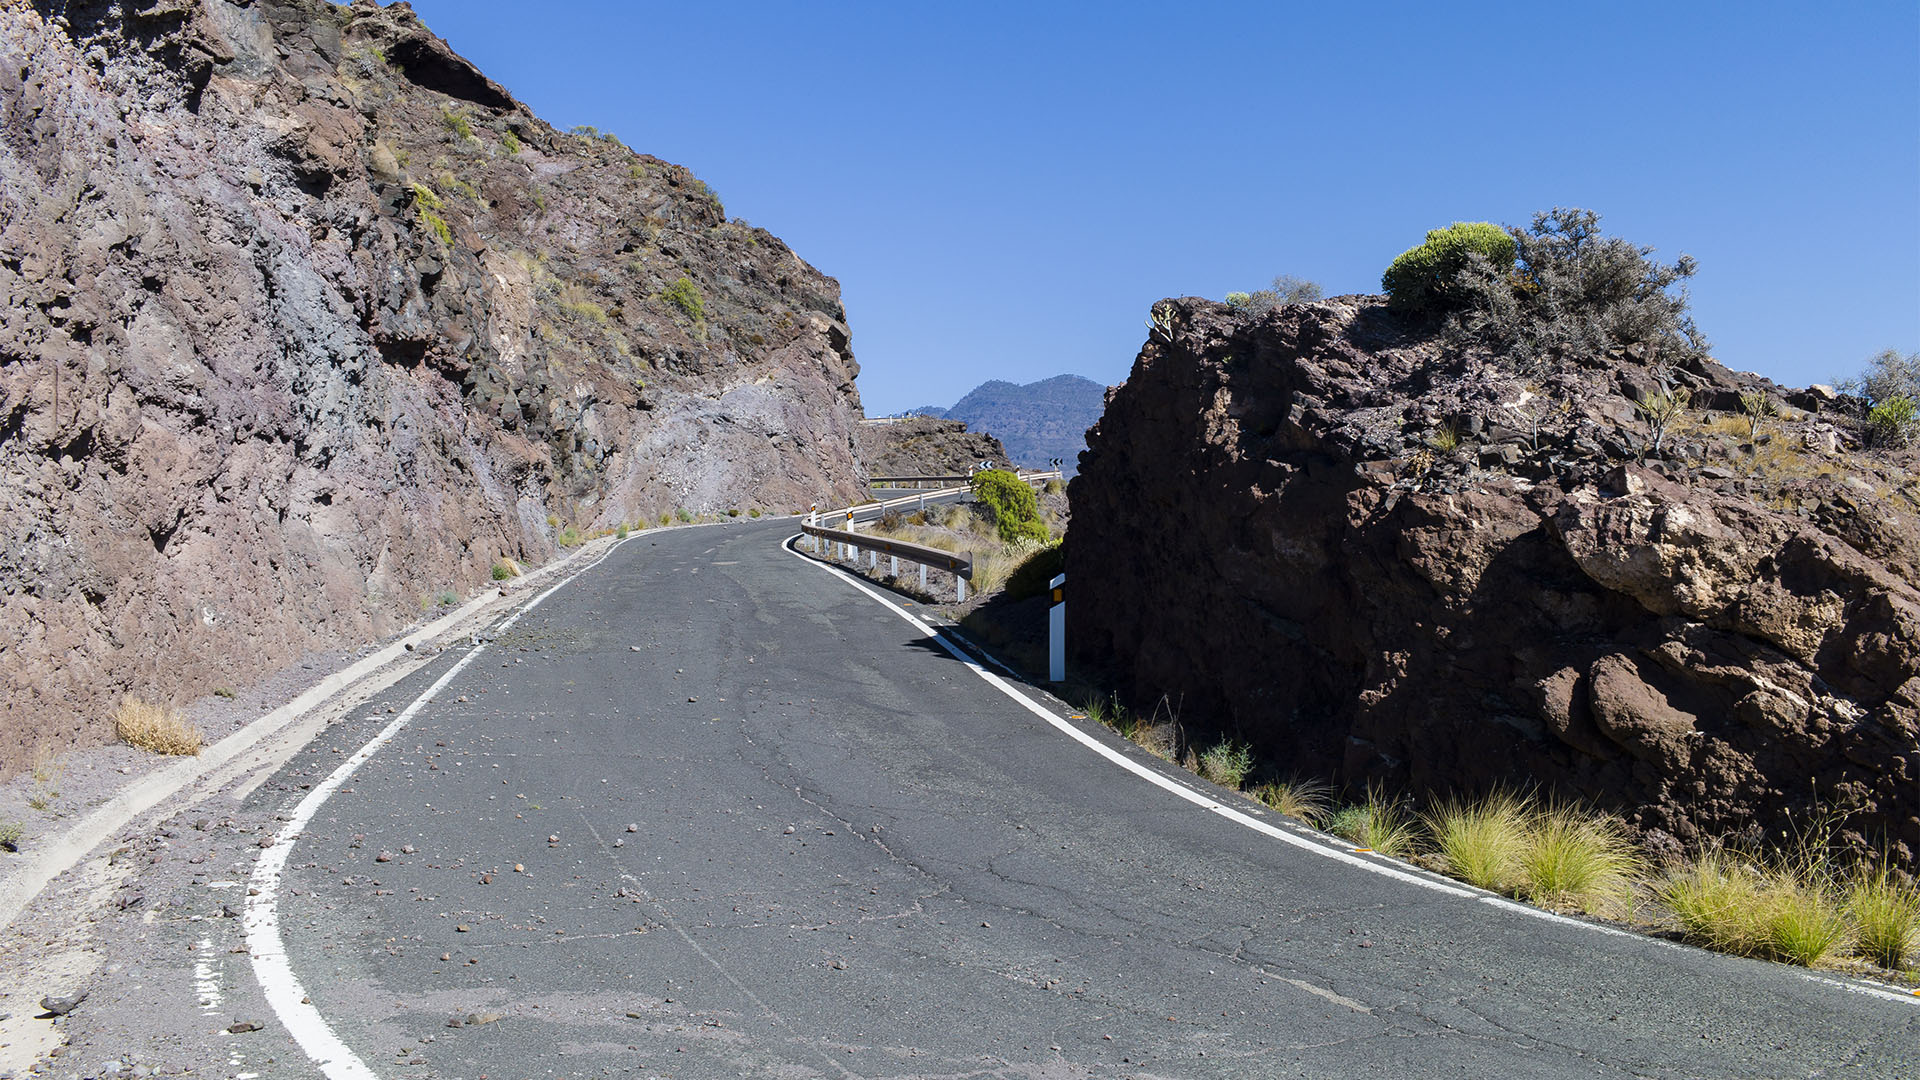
(868, 470), (1063, 487)
(799, 523), (972, 579)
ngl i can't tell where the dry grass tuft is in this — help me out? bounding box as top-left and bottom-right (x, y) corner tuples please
(1518, 803), (1640, 914)
(1328, 788), (1420, 857)
(1846, 867), (1920, 970)
(1425, 789), (1533, 894)
(1254, 777), (1331, 827)
(115, 698), (203, 756)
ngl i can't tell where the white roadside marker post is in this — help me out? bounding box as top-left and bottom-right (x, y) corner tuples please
(919, 562), (927, 592)
(1048, 573), (1066, 683)
(890, 555), (897, 577)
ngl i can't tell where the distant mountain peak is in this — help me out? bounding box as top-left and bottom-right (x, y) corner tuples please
(936, 375), (1107, 474)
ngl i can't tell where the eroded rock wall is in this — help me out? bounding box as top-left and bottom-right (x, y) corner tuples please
(1069, 296), (1920, 861)
(0, 0), (867, 768)
(852, 417), (1007, 480)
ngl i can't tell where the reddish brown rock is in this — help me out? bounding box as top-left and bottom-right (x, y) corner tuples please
(1069, 296), (1920, 861)
(0, 0), (869, 770)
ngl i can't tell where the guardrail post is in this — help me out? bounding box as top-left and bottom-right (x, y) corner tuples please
(889, 554), (897, 577)
(1048, 573), (1066, 682)
(919, 562), (927, 592)
(868, 549), (877, 571)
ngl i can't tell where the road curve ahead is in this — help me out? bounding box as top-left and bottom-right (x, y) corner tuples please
(249, 518), (1917, 1079)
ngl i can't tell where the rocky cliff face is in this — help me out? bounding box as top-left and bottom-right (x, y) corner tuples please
(1070, 296), (1920, 862)
(0, 0), (867, 770)
(852, 417), (1006, 479)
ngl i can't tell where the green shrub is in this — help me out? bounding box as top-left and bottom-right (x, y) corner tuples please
(969, 469), (1049, 546)
(502, 130), (522, 155)
(662, 276), (705, 321)
(442, 109), (474, 141)
(213, 686), (237, 699)
(726, 508), (740, 518)
(491, 561), (515, 580)
(1868, 395), (1917, 448)
(616, 524), (630, 539)
(1445, 208), (1707, 370)
(0, 819), (19, 852)
(1382, 222), (1514, 315)
(675, 507), (693, 523)
(437, 589), (460, 606)
(1196, 739), (1254, 789)
(748, 507), (762, 518)
(556, 525), (582, 547)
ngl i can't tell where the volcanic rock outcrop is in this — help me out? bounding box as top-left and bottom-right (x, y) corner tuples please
(0, 0), (867, 769)
(852, 416), (1007, 480)
(1069, 296), (1920, 861)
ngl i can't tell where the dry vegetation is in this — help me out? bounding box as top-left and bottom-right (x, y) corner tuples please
(1072, 691), (1920, 977)
(114, 698), (203, 756)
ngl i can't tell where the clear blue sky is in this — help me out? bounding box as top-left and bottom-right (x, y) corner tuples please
(391, 1), (1919, 415)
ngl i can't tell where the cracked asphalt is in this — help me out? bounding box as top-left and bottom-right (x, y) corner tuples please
(245, 519), (1917, 1078)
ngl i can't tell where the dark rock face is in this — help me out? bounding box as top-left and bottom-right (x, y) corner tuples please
(853, 417), (1006, 479)
(0, 0), (866, 769)
(930, 375), (1106, 474)
(1069, 296), (1920, 861)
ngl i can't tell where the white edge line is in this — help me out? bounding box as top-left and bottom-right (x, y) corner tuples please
(782, 532), (1920, 1010)
(244, 547), (613, 1078)
(780, 535), (1475, 896)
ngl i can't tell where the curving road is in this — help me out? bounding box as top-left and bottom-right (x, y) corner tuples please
(244, 517), (1918, 1079)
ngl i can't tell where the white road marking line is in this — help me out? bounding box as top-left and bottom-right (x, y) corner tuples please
(784, 535), (1920, 1009)
(784, 537), (1474, 896)
(244, 553), (607, 1079)
(1278, 977), (1372, 1014)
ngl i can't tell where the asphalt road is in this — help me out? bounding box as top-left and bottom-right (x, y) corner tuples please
(248, 518), (1919, 1079)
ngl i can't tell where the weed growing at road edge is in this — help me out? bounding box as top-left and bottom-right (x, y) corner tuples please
(115, 698), (202, 757)
(1519, 803), (1639, 913)
(1197, 739), (1253, 790)
(1329, 789), (1419, 857)
(1425, 789), (1532, 893)
(1847, 867), (1920, 969)
(0, 819), (20, 851)
(1253, 778), (1330, 826)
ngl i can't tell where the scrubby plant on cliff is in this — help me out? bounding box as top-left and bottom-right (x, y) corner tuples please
(1382, 222), (1515, 315)
(1225, 274), (1324, 315)
(1444, 208), (1708, 371)
(969, 469), (1049, 546)
(1839, 348), (1920, 448)
(1868, 397), (1918, 448)
(409, 182), (452, 246)
(662, 276), (705, 322)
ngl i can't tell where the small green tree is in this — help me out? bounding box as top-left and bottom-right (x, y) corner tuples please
(969, 469), (1049, 546)
(1382, 222), (1515, 315)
